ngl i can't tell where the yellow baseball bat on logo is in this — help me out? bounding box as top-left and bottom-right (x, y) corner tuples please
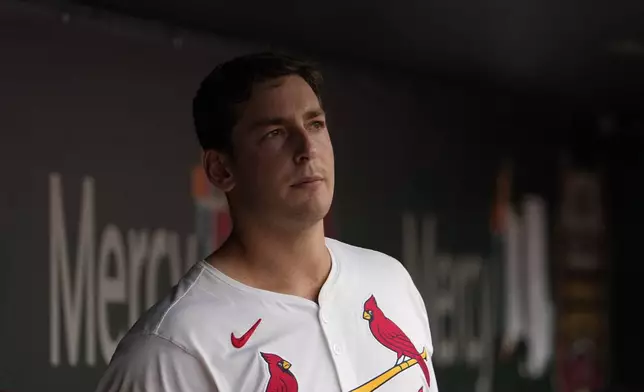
(349, 347), (428, 392)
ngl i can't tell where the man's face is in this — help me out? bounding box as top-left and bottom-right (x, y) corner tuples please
(227, 75), (334, 228)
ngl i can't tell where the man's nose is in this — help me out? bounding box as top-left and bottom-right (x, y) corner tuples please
(293, 126), (317, 163)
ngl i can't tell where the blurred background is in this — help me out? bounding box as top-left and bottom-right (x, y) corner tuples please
(1, 0), (643, 391)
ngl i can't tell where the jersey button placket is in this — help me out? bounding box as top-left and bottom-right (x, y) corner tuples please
(317, 273), (356, 389)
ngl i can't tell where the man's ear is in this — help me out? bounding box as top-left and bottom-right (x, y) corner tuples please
(203, 149), (235, 192)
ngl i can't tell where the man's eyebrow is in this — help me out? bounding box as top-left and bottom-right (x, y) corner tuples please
(303, 109), (325, 120)
(250, 109), (326, 129)
(249, 117), (285, 129)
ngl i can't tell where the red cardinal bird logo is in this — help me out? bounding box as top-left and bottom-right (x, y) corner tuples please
(363, 295), (431, 387)
(261, 352), (299, 392)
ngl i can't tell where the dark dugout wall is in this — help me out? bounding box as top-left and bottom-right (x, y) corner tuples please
(1, 1), (609, 391)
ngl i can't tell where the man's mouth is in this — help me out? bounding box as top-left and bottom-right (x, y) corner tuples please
(291, 176), (324, 187)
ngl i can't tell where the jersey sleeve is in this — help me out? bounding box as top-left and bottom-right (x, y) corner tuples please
(399, 261), (441, 392)
(94, 333), (218, 392)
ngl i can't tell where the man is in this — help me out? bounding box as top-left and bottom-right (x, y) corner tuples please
(95, 52), (439, 392)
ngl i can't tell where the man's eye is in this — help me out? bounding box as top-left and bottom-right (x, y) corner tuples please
(264, 129), (282, 139)
(311, 121), (326, 130)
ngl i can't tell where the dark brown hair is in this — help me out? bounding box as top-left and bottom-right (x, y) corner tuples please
(192, 52), (323, 152)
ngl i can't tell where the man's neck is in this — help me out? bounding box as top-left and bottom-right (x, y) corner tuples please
(208, 221), (331, 302)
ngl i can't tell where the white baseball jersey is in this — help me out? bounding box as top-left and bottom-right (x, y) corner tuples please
(95, 238), (439, 392)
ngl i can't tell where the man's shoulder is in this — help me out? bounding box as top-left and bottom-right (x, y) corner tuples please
(122, 263), (241, 355)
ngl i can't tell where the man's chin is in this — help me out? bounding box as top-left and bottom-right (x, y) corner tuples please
(288, 201), (331, 223)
